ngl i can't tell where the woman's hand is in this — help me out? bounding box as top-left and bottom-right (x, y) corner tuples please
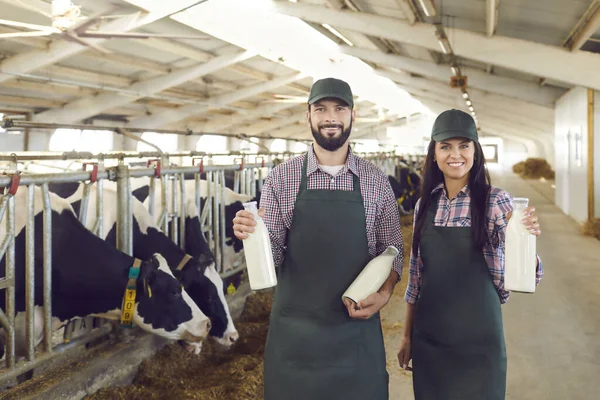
(522, 206), (541, 237)
(397, 336), (412, 371)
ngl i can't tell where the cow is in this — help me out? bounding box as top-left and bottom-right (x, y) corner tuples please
(388, 162), (422, 215)
(129, 179), (257, 276)
(0, 186), (211, 362)
(48, 181), (239, 353)
(182, 170), (263, 205)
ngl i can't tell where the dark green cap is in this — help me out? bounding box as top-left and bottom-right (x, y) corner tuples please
(431, 109), (479, 142)
(308, 77), (354, 109)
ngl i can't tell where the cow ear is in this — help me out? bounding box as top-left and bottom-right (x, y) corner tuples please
(139, 257), (159, 283)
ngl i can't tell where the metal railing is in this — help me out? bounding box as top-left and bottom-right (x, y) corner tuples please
(0, 149), (410, 385)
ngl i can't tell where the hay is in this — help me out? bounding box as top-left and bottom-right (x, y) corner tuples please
(582, 219), (600, 240)
(513, 158), (555, 180)
(86, 291), (274, 400)
(86, 219), (419, 400)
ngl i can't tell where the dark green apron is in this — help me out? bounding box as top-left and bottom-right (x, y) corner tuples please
(263, 153), (389, 400)
(411, 195), (507, 400)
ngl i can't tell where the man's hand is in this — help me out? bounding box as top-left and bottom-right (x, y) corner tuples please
(232, 208), (265, 240)
(344, 290), (391, 320)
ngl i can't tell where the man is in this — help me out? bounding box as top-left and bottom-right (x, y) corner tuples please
(232, 77), (404, 400)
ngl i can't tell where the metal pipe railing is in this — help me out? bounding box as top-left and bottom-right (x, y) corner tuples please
(0, 151), (413, 381)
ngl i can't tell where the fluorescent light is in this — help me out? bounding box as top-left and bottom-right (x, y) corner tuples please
(417, 0), (437, 17)
(469, 106), (474, 112)
(471, 112), (476, 116)
(438, 38), (450, 54)
(462, 92), (469, 99)
(466, 100), (472, 106)
(322, 23), (353, 47)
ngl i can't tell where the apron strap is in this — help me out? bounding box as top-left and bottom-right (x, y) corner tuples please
(299, 152), (361, 195)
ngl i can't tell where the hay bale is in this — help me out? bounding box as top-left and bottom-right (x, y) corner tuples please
(582, 219), (600, 240)
(86, 291), (274, 400)
(512, 158), (555, 180)
(512, 161), (525, 174)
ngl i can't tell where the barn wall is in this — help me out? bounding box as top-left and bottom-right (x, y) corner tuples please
(554, 86), (590, 224)
(499, 138), (528, 172)
(595, 90), (600, 219)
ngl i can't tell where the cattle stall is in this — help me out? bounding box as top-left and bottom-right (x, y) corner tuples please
(0, 150), (274, 388)
(0, 148), (420, 395)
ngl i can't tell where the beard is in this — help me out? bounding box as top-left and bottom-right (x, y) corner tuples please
(310, 118), (352, 152)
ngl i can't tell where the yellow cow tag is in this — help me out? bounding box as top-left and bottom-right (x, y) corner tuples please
(227, 282), (236, 295)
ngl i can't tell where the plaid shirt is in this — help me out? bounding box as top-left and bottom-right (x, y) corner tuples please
(404, 183), (544, 305)
(260, 145), (404, 279)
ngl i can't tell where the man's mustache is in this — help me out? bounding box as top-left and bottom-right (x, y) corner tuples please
(319, 124), (343, 129)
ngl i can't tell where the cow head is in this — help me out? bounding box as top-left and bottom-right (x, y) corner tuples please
(174, 254), (239, 353)
(134, 254), (211, 343)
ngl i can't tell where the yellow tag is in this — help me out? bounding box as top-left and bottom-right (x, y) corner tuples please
(227, 282), (236, 295)
(121, 288), (137, 326)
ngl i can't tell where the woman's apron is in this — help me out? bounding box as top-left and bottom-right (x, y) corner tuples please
(263, 154), (389, 400)
(411, 196), (507, 400)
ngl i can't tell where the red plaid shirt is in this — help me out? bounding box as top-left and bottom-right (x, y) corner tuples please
(259, 145), (404, 279)
(404, 183), (544, 305)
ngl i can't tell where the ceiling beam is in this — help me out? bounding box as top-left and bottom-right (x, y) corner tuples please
(563, 0), (600, 51)
(126, 72), (307, 129)
(272, 1), (600, 90)
(375, 68), (555, 124)
(181, 102), (299, 133)
(340, 45), (562, 107)
(0, 0), (204, 84)
(32, 50), (254, 123)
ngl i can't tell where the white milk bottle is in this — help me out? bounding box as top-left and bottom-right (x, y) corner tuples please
(504, 197), (537, 293)
(342, 246), (399, 304)
(242, 201), (277, 290)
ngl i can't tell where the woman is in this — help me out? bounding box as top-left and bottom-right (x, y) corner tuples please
(397, 109), (544, 400)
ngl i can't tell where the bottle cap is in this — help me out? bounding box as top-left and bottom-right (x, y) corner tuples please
(243, 201), (258, 214)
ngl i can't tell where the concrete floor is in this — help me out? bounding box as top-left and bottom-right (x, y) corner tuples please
(381, 172), (600, 400)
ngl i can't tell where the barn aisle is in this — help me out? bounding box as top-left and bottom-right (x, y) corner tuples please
(382, 172), (600, 400)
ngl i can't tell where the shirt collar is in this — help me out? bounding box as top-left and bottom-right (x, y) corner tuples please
(306, 144), (359, 176)
(431, 182), (470, 198)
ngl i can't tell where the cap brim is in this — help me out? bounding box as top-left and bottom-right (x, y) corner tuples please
(432, 130), (478, 142)
(308, 93), (351, 107)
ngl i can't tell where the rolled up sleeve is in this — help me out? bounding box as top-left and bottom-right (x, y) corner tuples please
(259, 169), (288, 269)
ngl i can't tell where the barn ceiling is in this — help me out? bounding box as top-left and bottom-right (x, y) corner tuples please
(0, 0), (598, 145)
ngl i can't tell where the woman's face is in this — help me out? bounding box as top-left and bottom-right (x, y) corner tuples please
(434, 138), (475, 182)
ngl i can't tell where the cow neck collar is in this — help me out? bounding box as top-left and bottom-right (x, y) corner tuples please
(176, 254), (193, 271)
(120, 258), (146, 328)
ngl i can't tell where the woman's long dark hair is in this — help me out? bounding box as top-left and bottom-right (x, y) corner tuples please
(412, 140), (491, 256)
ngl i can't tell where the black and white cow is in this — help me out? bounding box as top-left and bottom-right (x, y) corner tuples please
(48, 182), (239, 353)
(388, 162), (422, 215)
(0, 186), (210, 359)
(130, 179), (257, 277)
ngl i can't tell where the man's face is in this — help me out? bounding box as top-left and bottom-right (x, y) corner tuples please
(306, 98), (355, 152)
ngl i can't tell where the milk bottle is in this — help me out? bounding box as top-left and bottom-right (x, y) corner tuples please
(342, 246), (399, 304)
(504, 197), (537, 293)
(242, 201), (277, 290)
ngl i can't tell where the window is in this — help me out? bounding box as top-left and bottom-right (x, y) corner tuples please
(196, 135), (228, 153)
(293, 142), (309, 153)
(137, 132), (178, 153)
(49, 129), (113, 152)
(270, 139), (287, 153)
(240, 139), (259, 154)
(353, 140), (379, 153)
(80, 130), (113, 153)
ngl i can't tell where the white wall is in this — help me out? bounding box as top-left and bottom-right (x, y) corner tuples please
(554, 87), (590, 224)
(595, 90), (600, 219)
(497, 138), (528, 172)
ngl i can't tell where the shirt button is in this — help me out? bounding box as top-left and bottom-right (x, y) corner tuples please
(331, 178), (335, 183)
